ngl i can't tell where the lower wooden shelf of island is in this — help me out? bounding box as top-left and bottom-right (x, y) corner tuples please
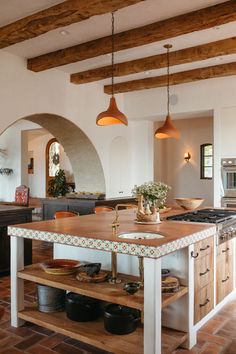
(17, 265), (189, 353)
(18, 307), (188, 354)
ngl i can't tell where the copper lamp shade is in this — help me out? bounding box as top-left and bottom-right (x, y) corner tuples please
(96, 12), (128, 127)
(155, 115), (180, 139)
(96, 97), (128, 126)
(155, 44), (180, 139)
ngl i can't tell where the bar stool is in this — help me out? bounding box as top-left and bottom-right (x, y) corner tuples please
(54, 211), (78, 219)
(94, 206), (114, 214)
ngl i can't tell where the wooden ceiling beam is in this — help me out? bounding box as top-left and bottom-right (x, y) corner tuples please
(104, 62), (236, 94)
(0, 0), (143, 49)
(28, 1), (236, 72)
(70, 37), (236, 84)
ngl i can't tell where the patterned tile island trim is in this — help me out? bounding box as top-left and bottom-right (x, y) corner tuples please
(8, 225), (216, 259)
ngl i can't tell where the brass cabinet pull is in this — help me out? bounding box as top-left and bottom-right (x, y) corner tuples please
(200, 268), (210, 276)
(200, 245), (210, 251)
(222, 247), (230, 253)
(222, 276), (230, 283)
(199, 298), (210, 307)
(191, 251), (199, 258)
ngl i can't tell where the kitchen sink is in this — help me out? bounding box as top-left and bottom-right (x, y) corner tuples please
(118, 232), (165, 240)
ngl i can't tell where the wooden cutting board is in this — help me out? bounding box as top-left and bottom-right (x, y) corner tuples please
(76, 271), (108, 283)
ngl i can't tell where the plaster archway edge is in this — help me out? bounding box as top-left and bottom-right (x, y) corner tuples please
(23, 113), (106, 193)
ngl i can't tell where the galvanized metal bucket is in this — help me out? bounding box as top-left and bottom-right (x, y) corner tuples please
(37, 284), (66, 313)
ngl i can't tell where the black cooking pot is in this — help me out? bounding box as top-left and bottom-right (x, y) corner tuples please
(104, 304), (140, 335)
(66, 292), (101, 322)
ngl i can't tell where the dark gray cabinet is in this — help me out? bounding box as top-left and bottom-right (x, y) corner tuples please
(42, 197), (136, 220)
(1, 205), (33, 276)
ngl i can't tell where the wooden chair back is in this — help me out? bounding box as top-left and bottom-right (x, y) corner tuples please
(15, 185), (30, 206)
(121, 204), (137, 209)
(94, 206), (114, 214)
(54, 211), (78, 219)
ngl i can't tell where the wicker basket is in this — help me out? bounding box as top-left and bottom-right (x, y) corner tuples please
(174, 198), (204, 210)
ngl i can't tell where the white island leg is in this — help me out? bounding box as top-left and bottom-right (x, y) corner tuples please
(11, 236), (25, 327)
(144, 257), (162, 354)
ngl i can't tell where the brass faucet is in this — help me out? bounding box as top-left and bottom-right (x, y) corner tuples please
(111, 203), (137, 236)
(109, 204), (137, 284)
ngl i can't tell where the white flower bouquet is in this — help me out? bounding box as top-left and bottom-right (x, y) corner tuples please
(132, 181), (171, 209)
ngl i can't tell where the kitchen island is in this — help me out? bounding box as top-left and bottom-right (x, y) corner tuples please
(9, 209), (219, 354)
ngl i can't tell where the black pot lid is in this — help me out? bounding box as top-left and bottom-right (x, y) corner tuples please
(104, 304), (139, 319)
(66, 292), (99, 305)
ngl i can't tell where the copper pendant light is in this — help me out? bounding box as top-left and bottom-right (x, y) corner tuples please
(96, 12), (128, 126)
(155, 44), (180, 139)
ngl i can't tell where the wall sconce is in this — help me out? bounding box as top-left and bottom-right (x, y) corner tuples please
(184, 152), (191, 163)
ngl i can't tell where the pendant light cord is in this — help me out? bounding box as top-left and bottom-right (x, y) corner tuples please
(167, 45), (170, 117)
(111, 12), (115, 97)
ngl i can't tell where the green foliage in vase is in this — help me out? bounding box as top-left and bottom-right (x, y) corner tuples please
(132, 181), (171, 208)
(48, 169), (69, 197)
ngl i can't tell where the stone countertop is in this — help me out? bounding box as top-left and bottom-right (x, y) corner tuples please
(8, 209), (216, 258)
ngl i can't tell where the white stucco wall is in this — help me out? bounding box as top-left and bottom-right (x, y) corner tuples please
(124, 76), (236, 206)
(0, 51), (154, 200)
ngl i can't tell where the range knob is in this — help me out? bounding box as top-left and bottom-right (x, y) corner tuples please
(220, 233), (227, 239)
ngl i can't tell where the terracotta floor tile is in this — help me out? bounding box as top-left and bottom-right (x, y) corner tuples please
(0, 348), (23, 354)
(198, 331), (232, 347)
(0, 335), (21, 349)
(200, 318), (225, 335)
(26, 344), (57, 354)
(14, 333), (45, 350)
(199, 342), (224, 354)
(40, 334), (67, 348)
(30, 324), (54, 336)
(64, 338), (112, 353)
(6, 326), (35, 338)
(224, 339), (236, 354)
(53, 343), (84, 354)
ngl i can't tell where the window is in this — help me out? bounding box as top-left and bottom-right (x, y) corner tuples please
(200, 144), (213, 179)
(48, 140), (60, 177)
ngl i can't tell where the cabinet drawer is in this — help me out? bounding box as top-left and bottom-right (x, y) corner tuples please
(193, 236), (214, 260)
(217, 240), (233, 260)
(194, 253), (214, 291)
(216, 257), (233, 304)
(194, 282), (214, 324)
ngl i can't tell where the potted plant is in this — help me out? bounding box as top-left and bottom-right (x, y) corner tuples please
(48, 169), (69, 197)
(132, 181), (171, 222)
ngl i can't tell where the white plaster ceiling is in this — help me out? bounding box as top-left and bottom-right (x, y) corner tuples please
(0, 0), (235, 83)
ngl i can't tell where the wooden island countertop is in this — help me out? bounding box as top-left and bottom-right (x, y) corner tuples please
(8, 208), (216, 258)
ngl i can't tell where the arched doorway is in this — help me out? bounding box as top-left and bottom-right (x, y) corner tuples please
(0, 114), (106, 201)
(25, 114), (105, 193)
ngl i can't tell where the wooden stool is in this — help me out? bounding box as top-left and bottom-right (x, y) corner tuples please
(54, 211), (78, 219)
(94, 206), (114, 214)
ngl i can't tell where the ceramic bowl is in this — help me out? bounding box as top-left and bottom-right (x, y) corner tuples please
(161, 269), (170, 279)
(174, 198), (204, 210)
(40, 259), (80, 275)
(123, 282), (141, 295)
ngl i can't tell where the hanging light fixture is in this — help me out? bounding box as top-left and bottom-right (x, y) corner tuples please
(155, 44), (180, 139)
(96, 12), (128, 126)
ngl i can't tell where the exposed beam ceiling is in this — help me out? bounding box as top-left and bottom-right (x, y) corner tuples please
(0, 0), (143, 49)
(70, 37), (236, 84)
(104, 62), (236, 94)
(27, 0), (236, 72)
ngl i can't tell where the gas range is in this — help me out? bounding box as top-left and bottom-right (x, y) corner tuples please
(166, 208), (236, 245)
